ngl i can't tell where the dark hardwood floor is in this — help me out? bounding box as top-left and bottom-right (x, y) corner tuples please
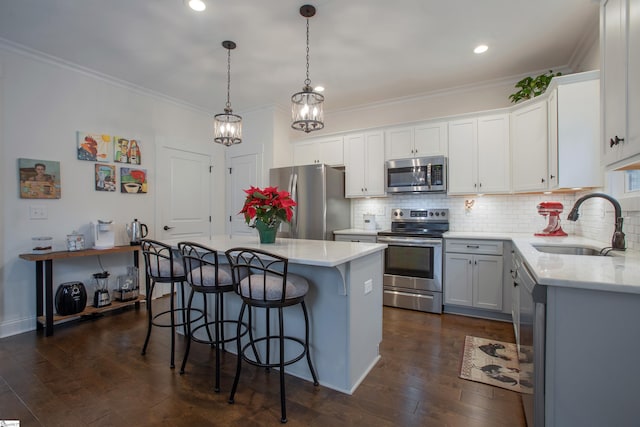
(0, 298), (525, 426)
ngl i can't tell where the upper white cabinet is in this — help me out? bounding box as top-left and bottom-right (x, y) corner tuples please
(511, 100), (549, 192)
(293, 135), (344, 166)
(601, 0), (640, 168)
(344, 131), (385, 198)
(385, 121), (447, 160)
(448, 113), (510, 195)
(547, 74), (602, 190)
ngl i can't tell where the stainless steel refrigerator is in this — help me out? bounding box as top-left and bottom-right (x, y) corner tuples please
(269, 164), (351, 241)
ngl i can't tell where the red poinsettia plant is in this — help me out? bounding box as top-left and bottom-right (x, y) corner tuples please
(240, 186), (297, 228)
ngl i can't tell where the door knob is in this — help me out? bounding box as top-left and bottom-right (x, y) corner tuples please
(163, 225), (173, 231)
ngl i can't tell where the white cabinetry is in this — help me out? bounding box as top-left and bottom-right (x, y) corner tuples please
(547, 74), (602, 189)
(334, 233), (377, 243)
(293, 136), (344, 166)
(444, 239), (503, 311)
(511, 100), (549, 192)
(344, 131), (385, 198)
(448, 114), (510, 195)
(385, 121), (447, 160)
(601, 0), (640, 168)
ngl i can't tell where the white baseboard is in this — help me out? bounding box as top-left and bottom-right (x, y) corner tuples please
(0, 316), (36, 338)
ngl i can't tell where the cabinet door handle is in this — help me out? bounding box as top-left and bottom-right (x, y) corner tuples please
(550, 174), (555, 179)
(163, 225), (173, 231)
(610, 136), (624, 147)
(466, 245), (480, 249)
(541, 178), (546, 183)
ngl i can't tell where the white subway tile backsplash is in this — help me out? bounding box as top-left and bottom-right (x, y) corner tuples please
(351, 192), (640, 250)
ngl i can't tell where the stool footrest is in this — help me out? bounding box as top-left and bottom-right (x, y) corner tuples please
(151, 307), (204, 328)
(240, 335), (307, 369)
(189, 320), (248, 346)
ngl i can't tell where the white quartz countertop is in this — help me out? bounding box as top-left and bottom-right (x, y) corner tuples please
(333, 228), (379, 236)
(162, 234), (386, 267)
(445, 231), (640, 294)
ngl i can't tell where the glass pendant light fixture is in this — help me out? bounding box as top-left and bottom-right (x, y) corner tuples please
(291, 4), (324, 133)
(214, 40), (242, 146)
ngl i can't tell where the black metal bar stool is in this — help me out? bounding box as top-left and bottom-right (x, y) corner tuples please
(178, 242), (248, 392)
(225, 247), (319, 424)
(140, 239), (203, 368)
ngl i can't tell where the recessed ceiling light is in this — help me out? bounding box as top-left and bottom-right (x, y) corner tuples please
(474, 44), (488, 54)
(185, 0), (206, 12)
(314, 86), (325, 93)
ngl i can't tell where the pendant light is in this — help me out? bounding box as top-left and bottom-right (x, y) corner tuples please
(291, 4), (324, 133)
(214, 40), (242, 146)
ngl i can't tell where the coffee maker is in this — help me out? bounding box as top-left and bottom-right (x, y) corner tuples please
(535, 202), (568, 237)
(92, 220), (115, 249)
(93, 272), (111, 308)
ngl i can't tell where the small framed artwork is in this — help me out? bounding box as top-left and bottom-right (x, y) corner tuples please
(77, 132), (112, 161)
(18, 158), (62, 199)
(95, 163), (116, 192)
(120, 167), (147, 194)
(114, 137), (142, 165)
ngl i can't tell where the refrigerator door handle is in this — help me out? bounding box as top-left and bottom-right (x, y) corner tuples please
(291, 173), (298, 237)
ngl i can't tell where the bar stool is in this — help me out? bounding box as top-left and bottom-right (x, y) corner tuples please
(140, 239), (203, 368)
(178, 242), (247, 392)
(225, 247), (319, 424)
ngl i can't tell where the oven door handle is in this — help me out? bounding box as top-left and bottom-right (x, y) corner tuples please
(377, 236), (442, 247)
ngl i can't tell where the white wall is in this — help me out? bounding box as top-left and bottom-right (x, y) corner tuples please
(0, 45), (222, 337)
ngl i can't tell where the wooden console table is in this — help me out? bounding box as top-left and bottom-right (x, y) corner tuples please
(19, 245), (142, 336)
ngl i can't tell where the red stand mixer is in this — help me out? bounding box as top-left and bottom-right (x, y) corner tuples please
(535, 202), (568, 237)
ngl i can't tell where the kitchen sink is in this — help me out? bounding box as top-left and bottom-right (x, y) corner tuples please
(532, 245), (610, 256)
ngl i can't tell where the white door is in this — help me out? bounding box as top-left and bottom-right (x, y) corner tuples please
(227, 152), (260, 235)
(157, 147), (212, 240)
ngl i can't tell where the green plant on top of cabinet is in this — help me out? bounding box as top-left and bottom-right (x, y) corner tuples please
(344, 131), (385, 198)
(385, 121), (448, 160)
(444, 239), (503, 311)
(511, 99), (549, 192)
(447, 113), (510, 195)
(601, 0), (640, 169)
(293, 135), (344, 166)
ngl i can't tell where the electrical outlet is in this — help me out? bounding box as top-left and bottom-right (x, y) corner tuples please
(29, 205), (47, 220)
(364, 279), (373, 295)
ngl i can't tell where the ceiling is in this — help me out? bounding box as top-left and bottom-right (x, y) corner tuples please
(0, 0), (600, 114)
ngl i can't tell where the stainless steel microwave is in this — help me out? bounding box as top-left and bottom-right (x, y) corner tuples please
(385, 156), (447, 193)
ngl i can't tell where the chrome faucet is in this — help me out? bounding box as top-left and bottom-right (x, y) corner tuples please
(567, 192), (626, 251)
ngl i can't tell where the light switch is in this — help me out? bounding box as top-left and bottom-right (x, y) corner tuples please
(29, 205), (47, 219)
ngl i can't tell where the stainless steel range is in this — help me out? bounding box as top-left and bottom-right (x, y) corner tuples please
(377, 208), (449, 314)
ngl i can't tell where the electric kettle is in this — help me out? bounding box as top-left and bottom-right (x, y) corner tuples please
(126, 218), (148, 245)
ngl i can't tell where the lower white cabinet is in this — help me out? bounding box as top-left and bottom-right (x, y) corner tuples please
(444, 239), (503, 311)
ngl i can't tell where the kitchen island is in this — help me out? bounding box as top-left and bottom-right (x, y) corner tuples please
(161, 234), (387, 394)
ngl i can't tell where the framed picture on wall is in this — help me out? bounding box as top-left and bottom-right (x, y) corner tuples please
(18, 158), (62, 199)
(114, 137), (141, 165)
(77, 132), (112, 161)
(120, 167), (147, 194)
(95, 163), (116, 192)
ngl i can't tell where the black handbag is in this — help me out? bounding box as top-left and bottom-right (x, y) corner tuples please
(55, 282), (87, 315)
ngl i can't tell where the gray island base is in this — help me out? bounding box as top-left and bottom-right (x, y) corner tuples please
(163, 234), (386, 394)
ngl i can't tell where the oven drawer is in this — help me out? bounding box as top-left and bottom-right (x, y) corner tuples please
(445, 239), (503, 255)
(383, 288), (443, 313)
